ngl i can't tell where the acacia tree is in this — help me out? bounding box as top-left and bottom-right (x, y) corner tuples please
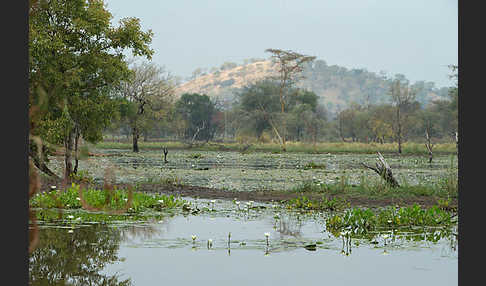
(29, 0), (154, 180)
(118, 60), (175, 152)
(265, 48), (316, 151)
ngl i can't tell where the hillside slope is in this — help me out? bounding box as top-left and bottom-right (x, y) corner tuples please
(174, 59), (449, 114)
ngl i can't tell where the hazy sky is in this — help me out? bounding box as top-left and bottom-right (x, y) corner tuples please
(105, 0), (457, 88)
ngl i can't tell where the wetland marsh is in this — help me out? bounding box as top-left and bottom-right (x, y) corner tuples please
(30, 149), (458, 285)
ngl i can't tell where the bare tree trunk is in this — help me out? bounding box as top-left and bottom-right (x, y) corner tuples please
(397, 108), (402, 154)
(455, 131), (458, 153)
(163, 147), (168, 163)
(362, 152), (400, 188)
(132, 126), (139, 152)
(73, 126), (80, 174)
(425, 129), (433, 164)
(64, 130), (74, 183)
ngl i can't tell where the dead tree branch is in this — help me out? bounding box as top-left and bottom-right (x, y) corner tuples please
(361, 152), (400, 188)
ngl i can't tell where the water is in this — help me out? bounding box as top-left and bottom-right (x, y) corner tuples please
(29, 199), (458, 286)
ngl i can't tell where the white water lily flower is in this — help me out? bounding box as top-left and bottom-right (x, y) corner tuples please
(235, 201), (240, 205)
(67, 215), (74, 219)
(50, 186), (57, 190)
(76, 197), (81, 201)
(68, 229), (74, 233)
(387, 220), (392, 224)
(211, 200), (216, 203)
(158, 199), (164, 204)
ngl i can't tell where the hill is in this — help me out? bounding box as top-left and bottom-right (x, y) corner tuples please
(174, 59), (450, 115)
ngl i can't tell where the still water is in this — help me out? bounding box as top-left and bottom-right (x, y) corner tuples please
(29, 199), (458, 286)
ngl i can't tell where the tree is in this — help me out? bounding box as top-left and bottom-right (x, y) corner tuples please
(118, 60), (175, 152)
(29, 0), (154, 180)
(175, 93), (217, 143)
(389, 77), (417, 154)
(448, 64), (458, 145)
(238, 80), (281, 139)
(265, 48), (316, 151)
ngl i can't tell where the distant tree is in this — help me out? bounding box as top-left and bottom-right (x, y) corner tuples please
(220, 62), (238, 71)
(118, 60), (175, 152)
(175, 93), (217, 143)
(448, 64), (458, 142)
(389, 78), (417, 154)
(265, 48), (316, 151)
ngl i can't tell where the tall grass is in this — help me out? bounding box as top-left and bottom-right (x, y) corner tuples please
(94, 140), (457, 154)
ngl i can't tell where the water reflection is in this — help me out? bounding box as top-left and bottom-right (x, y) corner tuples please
(29, 207), (458, 285)
(29, 224), (131, 286)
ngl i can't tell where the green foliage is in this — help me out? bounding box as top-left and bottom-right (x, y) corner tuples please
(326, 204), (454, 233)
(30, 183), (186, 213)
(188, 153), (203, 159)
(303, 161), (326, 170)
(70, 170), (95, 184)
(175, 93), (217, 141)
(29, 0), (154, 174)
(285, 195), (349, 211)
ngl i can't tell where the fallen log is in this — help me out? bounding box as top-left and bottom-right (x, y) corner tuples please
(361, 152), (400, 188)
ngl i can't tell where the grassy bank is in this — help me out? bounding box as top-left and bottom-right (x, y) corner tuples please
(30, 183), (188, 214)
(93, 140), (457, 155)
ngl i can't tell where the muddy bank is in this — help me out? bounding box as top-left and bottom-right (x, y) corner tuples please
(38, 175), (457, 209)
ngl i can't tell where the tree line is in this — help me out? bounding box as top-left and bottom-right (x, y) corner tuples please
(106, 64), (458, 155)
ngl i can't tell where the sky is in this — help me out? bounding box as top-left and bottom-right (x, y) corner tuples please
(105, 0), (457, 88)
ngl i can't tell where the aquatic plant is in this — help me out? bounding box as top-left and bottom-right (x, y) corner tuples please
(30, 183), (187, 213)
(303, 161), (326, 170)
(69, 170), (95, 184)
(326, 204), (455, 234)
(285, 195), (349, 211)
(188, 152), (203, 159)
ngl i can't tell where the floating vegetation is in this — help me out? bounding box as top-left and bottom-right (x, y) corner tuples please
(325, 204), (455, 234)
(303, 161), (326, 170)
(284, 195), (349, 211)
(188, 152), (203, 159)
(30, 183), (188, 214)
